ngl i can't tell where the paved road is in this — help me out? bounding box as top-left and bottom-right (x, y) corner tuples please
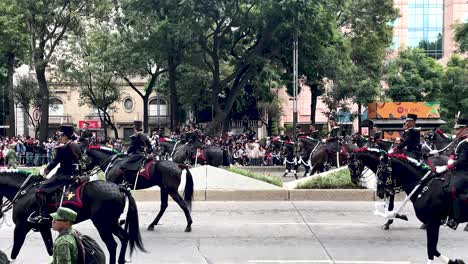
(0, 201), (466, 264)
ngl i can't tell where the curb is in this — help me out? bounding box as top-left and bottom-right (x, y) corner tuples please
(132, 188), (388, 202)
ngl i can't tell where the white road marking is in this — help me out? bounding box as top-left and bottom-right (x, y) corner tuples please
(246, 222), (368, 226)
(248, 260), (411, 264)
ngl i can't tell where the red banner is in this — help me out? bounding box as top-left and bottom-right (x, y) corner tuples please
(79, 120), (101, 129)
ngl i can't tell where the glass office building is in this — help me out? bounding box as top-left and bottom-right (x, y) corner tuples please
(392, 0), (468, 62)
(407, 0), (444, 59)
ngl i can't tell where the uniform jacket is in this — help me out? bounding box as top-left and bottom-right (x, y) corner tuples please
(397, 127), (421, 153)
(46, 141), (82, 176)
(453, 137), (468, 171)
(50, 229), (80, 264)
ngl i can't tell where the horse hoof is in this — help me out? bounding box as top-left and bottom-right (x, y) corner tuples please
(381, 225), (389, 230)
(185, 226), (192, 232)
(398, 214), (408, 221)
(147, 225), (155, 231)
(420, 224), (426, 230)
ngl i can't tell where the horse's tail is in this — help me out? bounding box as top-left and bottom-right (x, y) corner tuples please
(120, 187), (146, 255)
(178, 164), (194, 211)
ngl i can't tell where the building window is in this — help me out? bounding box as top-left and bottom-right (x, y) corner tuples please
(49, 98), (64, 116)
(407, 0), (444, 59)
(123, 98), (134, 112)
(149, 98), (168, 116)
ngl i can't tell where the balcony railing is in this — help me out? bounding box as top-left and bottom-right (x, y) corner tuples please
(85, 115), (114, 123)
(229, 120), (262, 128)
(49, 115), (73, 124)
(148, 115), (170, 125)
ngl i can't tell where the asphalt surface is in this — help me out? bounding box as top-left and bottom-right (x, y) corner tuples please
(0, 201), (466, 264)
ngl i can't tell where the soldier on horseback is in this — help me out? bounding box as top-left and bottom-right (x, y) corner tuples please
(391, 114), (422, 160)
(326, 116), (340, 165)
(29, 125), (82, 224)
(436, 118), (468, 230)
(120, 121), (152, 174)
(309, 124), (320, 140)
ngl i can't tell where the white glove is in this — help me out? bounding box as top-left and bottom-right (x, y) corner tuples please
(448, 159), (455, 165)
(388, 148), (394, 154)
(435, 166), (447, 174)
(39, 168), (45, 176)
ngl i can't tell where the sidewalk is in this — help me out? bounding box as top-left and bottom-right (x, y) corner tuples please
(132, 165), (381, 202)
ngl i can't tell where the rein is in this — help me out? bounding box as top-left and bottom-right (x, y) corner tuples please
(1, 173), (40, 215)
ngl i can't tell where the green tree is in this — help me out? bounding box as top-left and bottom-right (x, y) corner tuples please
(0, 0), (28, 136)
(440, 55), (468, 131)
(11, 75), (41, 136)
(57, 27), (121, 138)
(385, 48), (443, 101)
(454, 22), (468, 53)
(17, 0), (99, 140)
(117, 0), (195, 129)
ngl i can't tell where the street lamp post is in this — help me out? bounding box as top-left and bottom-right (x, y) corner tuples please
(292, 32), (298, 140)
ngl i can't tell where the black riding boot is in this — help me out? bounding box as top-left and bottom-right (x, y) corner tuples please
(28, 193), (50, 224)
(447, 198), (461, 230)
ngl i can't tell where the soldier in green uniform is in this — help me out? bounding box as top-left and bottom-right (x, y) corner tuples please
(50, 207), (81, 264)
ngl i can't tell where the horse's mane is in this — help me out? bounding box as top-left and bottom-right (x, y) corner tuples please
(354, 147), (383, 154)
(388, 153), (431, 172)
(88, 145), (123, 155)
(0, 169), (33, 178)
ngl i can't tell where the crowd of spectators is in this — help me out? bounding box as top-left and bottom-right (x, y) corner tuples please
(158, 129), (285, 166)
(0, 135), (58, 168)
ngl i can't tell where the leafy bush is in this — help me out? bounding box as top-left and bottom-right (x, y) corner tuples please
(296, 169), (364, 189)
(226, 166), (283, 187)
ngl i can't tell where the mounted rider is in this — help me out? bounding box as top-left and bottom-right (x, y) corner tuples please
(29, 125), (82, 224)
(296, 125), (308, 139)
(120, 121), (152, 174)
(436, 117), (468, 230)
(79, 121), (93, 144)
(326, 116), (340, 155)
(309, 124), (320, 140)
(391, 114), (422, 160)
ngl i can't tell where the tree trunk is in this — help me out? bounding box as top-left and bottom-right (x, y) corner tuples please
(168, 53), (178, 130)
(143, 93), (150, 133)
(357, 103), (362, 134)
(310, 82), (319, 124)
(36, 68), (49, 141)
(143, 74), (158, 133)
(6, 52), (15, 137)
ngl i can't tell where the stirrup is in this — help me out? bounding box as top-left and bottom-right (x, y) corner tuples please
(446, 219), (458, 230)
(28, 212), (51, 225)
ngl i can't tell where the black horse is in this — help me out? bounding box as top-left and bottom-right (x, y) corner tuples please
(310, 140), (356, 175)
(84, 146), (194, 232)
(297, 137), (321, 177)
(0, 170), (145, 264)
(169, 142), (229, 167)
(348, 148), (411, 230)
(424, 128), (456, 156)
(157, 140), (179, 160)
(377, 153), (466, 263)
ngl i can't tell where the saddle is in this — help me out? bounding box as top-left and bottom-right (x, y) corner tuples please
(119, 155), (155, 181)
(192, 147), (206, 161)
(46, 181), (87, 210)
